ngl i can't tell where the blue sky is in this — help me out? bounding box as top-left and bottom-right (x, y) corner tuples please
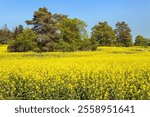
(0, 0), (150, 39)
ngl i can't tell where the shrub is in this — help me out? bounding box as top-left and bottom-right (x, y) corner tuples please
(8, 28), (37, 52)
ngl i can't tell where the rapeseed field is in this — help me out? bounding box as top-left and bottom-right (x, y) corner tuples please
(0, 45), (150, 100)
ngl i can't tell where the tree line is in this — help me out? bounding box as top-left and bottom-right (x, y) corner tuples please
(0, 7), (149, 52)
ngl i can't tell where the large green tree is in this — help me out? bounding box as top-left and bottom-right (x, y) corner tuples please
(25, 7), (94, 52)
(25, 7), (61, 51)
(59, 18), (88, 51)
(60, 18), (88, 43)
(115, 22), (133, 47)
(91, 22), (116, 46)
(26, 7), (55, 35)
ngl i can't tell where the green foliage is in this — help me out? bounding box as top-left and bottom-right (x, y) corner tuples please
(60, 18), (88, 43)
(0, 24), (12, 44)
(80, 38), (98, 51)
(134, 35), (149, 47)
(13, 25), (24, 40)
(8, 28), (37, 52)
(26, 7), (54, 35)
(25, 7), (62, 50)
(57, 41), (76, 52)
(91, 22), (116, 46)
(24, 7), (95, 52)
(59, 18), (91, 51)
(147, 39), (150, 46)
(115, 22), (133, 47)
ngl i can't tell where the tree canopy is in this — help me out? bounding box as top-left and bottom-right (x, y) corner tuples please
(91, 22), (116, 46)
(115, 22), (133, 47)
(8, 28), (37, 52)
(135, 35), (150, 47)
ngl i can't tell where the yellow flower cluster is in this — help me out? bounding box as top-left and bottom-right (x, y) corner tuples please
(0, 46), (150, 99)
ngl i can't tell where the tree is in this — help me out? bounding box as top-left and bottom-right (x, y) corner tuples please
(115, 22), (133, 47)
(13, 25), (24, 40)
(26, 7), (53, 34)
(60, 18), (88, 42)
(26, 7), (61, 43)
(0, 24), (12, 44)
(8, 28), (37, 52)
(134, 35), (148, 47)
(91, 22), (116, 46)
(59, 18), (88, 51)
(25, 7), (95, 52)
(25, 7), (70, 52)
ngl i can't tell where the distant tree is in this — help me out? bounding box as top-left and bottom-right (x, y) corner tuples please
(0, 24), (12, 44)
(8, 28), (37, 52)
(13, 25), (24, 40)
(91, 22), (116, 46)
(134, 35), (148, 47)
(115, 22), (133, 47)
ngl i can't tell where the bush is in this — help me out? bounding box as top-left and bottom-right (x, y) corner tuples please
(32, 47), (41, 53)
(8, 28), (37, 52)
(80, 38), (92, 51)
